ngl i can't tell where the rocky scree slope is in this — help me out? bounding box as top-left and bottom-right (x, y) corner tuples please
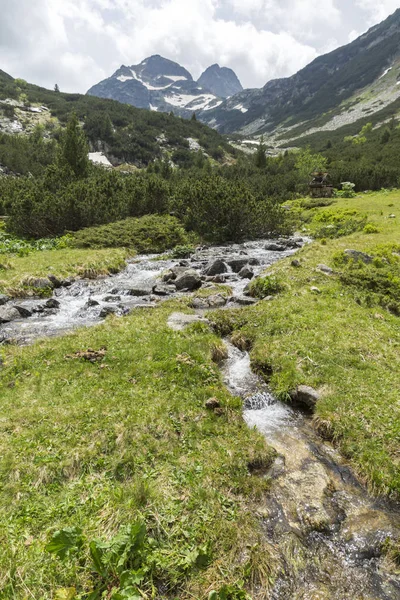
(87, 55), (242, 117)
(201, 8), (400, 139)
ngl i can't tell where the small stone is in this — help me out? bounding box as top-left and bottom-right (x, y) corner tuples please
(127, 287), (153, 297)
(317, 264), (333, 275)
(0, 294), (10, 306)
(238, 266), (254, 279)
(103, 295), (121, 302)
(388, 214), (396, 219)
(291, 259), (301, 268)
(26, 277), (54, 289)
(311, 287), (321, 294)
(205, 398), (221, 410)
(191, 298), (209, 309)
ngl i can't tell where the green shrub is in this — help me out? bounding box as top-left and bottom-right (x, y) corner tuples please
(363, 223), (380, 234)
(248, 275), (285, 299)
(72, 214), (188, 253)
(171, 244), (196, 258)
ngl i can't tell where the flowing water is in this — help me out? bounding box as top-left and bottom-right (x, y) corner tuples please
(1, 238), (399, 598)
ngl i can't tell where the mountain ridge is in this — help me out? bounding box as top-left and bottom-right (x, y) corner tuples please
(200, 8), (400, 140)
(87, 55), (242, 117)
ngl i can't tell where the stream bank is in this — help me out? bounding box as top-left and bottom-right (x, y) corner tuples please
(1, 237), (399, 598)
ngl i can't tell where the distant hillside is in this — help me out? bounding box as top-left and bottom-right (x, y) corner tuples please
(201, 9), (400, 143)
(0, 68), (236, 172)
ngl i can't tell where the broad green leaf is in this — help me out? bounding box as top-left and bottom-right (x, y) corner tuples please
(89, 540), (107, 577)
(45, 528), (83, 560)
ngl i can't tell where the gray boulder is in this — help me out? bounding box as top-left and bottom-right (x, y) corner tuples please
(26, 277), (54, 289)
(152, 284), (175, 296)
(227, 258), (249, 273)
(14, 305), (32, 318)
(45, 298), (61, 309)
(104, 295), (121, 302)
(100, 306), (117, 318)
(265, 243), (286, 252)
(174, 269), (202, 291)
(0, 306), (21, 323)
(229, 296), (258, 306)
(290, 385), (320, 410)
(344, 249), (373, 264)
(127, 287), (153, 297)
(203, 260), (228, 276)
(0, 294), (9, 306)
(239, 266), (254, 280)
(86, 298), (99, 308)
(207, 294), (227, 308)
(47, 274), (62, 288)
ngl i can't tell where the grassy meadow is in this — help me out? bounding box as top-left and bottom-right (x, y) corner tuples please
(212, 190), (400, 497)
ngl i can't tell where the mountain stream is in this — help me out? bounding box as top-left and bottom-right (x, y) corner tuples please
(1, 239), (399, 599)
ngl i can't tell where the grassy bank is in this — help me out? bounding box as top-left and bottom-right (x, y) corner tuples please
(0, 302), (274, 599)
(0, 247), (128, 297)
(212, 190), (400, 497)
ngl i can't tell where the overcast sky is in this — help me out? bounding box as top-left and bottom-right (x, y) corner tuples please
(0, 0), (399, 93)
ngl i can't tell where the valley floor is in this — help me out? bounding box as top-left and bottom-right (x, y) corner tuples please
(0, 190), (399, 598)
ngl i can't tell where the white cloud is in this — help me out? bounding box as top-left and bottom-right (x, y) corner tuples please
(0, 0), (396, 94)
(355, 0), (399, 24)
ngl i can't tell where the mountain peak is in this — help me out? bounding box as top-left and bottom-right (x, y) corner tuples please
(198, 64), (243, 98)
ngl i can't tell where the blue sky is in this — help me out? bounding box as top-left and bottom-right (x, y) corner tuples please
(0, 0), (398, 92)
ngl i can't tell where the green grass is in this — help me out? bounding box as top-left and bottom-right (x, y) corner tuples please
(0, 302), (275, 599)
(0, 247), (127, 297)
(211, 190), (400, 497)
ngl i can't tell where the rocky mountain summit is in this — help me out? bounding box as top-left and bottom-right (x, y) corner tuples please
(197, 64), (243, 98)
(87, 55), (242, 117)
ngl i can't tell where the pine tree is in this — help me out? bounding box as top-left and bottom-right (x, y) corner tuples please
(58, 112), (89, 178)
(191, 112), (197, 122)
(255, 136), (267, 169)
(380, 128), (391, 144)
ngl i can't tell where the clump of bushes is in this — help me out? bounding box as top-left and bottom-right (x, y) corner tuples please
(71, 214), (188, 254)
(248, 274), (285, 299)
(310, 208), (367, 238)
(334, 246), (400, 315)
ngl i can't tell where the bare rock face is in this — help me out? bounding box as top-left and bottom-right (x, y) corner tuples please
(174, 269), (202, 291)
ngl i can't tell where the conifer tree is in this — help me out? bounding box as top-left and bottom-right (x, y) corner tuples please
(255, 136), (267, 169)
(58, 112), (89, 178)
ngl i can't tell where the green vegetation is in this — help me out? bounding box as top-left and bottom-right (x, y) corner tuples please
(210, 190), (400, 497)
(0, 70), (234, 170)
(71, 215), (190, 253)
(0, 303), (275, 598)
(247, 275), (285, 299)
(0, 247), (127, 296)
